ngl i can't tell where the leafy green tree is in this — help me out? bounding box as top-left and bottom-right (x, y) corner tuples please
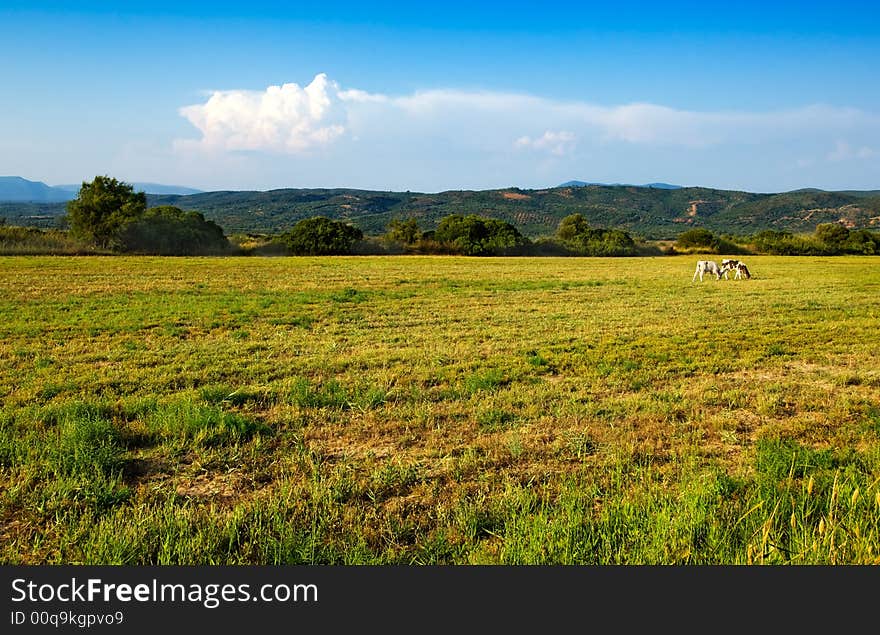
(814, 223), (850, 249)
(434, 214), (528, 255)
(66, 176), (147, 247)
(556, 213), (594, 243)
(384, 218), (422, 245)
(593, 229), (638, 255)
(118, 206), (230, 255)
(555, 213), (637, 255)
(843, 229), (878, 255)
(675, 227), (720, 252)
(278, 217), (363, 255)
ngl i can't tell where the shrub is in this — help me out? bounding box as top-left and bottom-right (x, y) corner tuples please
(553, 214), (639, 256)
(843, 230), (879, 255)
(0, 225), (98, 255)
(675, 228), (720, 252)
(277, 217), (364, 255)
(118, 206), (230, 255)
(814, 223), (850, 249)
(383, 218), (423, 247)
(751, 230), (827, 255)
(434, 214), (530, 255)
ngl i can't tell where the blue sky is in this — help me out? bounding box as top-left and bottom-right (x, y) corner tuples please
(2, 1), (879, 192)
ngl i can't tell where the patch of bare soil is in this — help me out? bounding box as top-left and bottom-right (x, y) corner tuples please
(174, 471), (254, 502)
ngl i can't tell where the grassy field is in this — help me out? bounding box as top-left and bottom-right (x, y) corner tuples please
(1, 254), (879, 564)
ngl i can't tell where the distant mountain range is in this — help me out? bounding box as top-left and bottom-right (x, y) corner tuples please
(0, 176), (680, 203)
(60, 182), (203, 196)
(558, 180), (683, 189)
(0, 177), (202, 202)
(2, 177), (878, 239)
(0, 177), (73, 202)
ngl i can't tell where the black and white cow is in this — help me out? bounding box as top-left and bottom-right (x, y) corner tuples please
(719, 259), (739, 279)
(720, 259), (751, 280)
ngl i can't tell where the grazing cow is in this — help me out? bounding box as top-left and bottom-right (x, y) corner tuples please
(719, 258), (740, 279)
(732, 262), (751, 279)
(692, 260), (722, 282)
(720, 259), (751, 280)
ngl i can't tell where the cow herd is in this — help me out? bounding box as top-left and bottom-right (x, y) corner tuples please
(692, 258), (752, 282)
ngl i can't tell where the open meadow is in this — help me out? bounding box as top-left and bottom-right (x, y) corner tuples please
(1, 254), (879, 564)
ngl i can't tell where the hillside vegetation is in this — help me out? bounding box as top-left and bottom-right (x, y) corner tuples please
(3, 185), (879, 239)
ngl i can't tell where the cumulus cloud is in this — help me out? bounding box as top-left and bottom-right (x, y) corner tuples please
(827, 140), (877, 162)
(178, 73), (345, 153)
(337, 88), (389, 104)
(515, 130), (576, 155)
(175, 73), (880, 187)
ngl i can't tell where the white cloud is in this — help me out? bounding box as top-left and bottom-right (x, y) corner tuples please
(177, 73), (345, 153)
(827, 140), (877, 162)
(515, 130), (576, 156)
(337, 88), (389, 104)
(174, 73), (880, 194)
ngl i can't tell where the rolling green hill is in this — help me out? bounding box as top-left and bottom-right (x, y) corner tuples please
(145, 185), (880, 238)
(3, 185), (879, 239)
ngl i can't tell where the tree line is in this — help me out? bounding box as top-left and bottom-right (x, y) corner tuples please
(1, 175), (877, 256)
(673, 225), (880, 256)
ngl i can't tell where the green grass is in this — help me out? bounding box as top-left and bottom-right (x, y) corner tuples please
(1, 254), (879, 564)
